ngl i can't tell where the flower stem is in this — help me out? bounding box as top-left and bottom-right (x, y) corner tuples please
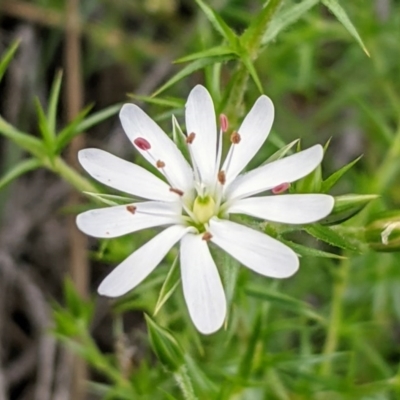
(49, 156), (98, 193)
(320, 259), (350, 376)
(173, 365), (197, 400)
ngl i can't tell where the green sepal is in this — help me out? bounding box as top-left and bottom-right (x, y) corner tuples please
(154, 256), (180, 316)
(172, 115), (190, 162)
(320, 194), (379, 225)
(263, 139), (300, 164)
(321, 155), (362, 193)
(295, 164), (322, 193)
(83, 192), (136, 206)
(145, 314), (185, 371)
(282, 240), (346, 260)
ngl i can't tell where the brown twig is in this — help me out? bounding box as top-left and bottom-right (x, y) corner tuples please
(64, 0), (88, 399)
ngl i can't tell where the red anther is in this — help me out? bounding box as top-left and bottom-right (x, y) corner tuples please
(134, 137), (151, 151)
(169, 187), (184, 196)
(272, 182), (290, 194)
(217, 171), (226, 185)
(230, 131), (241, 144)
(126, 205), (137, 214)
(220, 114), (229, 132)
(202, 232), (213, 241)
(186, 132), (196, 144)
(156, 160), (166, 168)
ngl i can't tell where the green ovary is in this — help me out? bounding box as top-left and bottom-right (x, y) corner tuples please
(192, 195), (216, 224)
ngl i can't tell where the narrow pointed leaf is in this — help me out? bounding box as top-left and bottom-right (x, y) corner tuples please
(83, 192), (136, 206)
(262, 0), (319, 45)
(306, 224), (360, 252)
(128, 95), (184, 109)
(0, 41), (19, 82)
(75, 104), (121, 133)
(152, 55), (234, 98)
(281, 240), (345, 260)
(48, 70), (63, 135)
(321, 0), (370, 56)
(175, 46), (237, 63)
(241, 0), (282, 54)
(35, 97), (54, 149)
(154, 256), (180, 316)
(240, 53), (263, 93)
(195, 0), (238, 47)
(0, 158), (42, 190)
(0, 116), (45, 158)
(321, 156), (362, 193)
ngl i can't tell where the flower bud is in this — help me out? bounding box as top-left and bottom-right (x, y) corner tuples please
(365, 211), (400, 252)
(321, 194), (379, 225)
(145, 314), (184, 371)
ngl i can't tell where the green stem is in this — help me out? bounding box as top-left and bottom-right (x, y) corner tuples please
(320, 259), (350, 376)
(49, 156), (98, 193)
(173, 365), (198, 400)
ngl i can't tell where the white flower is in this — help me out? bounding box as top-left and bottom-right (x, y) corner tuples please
(76, 85), (334, 334)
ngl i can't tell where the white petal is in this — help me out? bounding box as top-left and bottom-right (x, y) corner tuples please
(77, 201), (182, 238)
(180, 233), (226, 335)
(120, 104), (193, 193)
(209, 219), (299, 278)
(226, 145), (323, 200)
(228, 194), (335, 224)
(222, 95), (274, 184)
(98, 225), (190, 297)
(185, 85), (217, 186)
(78, 148), (178, 202)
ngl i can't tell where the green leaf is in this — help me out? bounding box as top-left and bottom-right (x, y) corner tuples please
(152, 55), (234, 98)
(321, 0), (370, 56)
(55, 105), (93, 152)
(175, 46), (237, 63)
(34, 97), (54, 150)
(264, 139), (300, 164)
(281, 240), (346, 260)
(246, 285), (324, 322)
(306, 224), (360, 252)
(240, 52), (263, 93)
(241, 0), (282, 54)
(83, 192), (135, 206)
(154, 256), (180, 316)
(128, 95), (184, 109)
(0, 40), (19, 83)
(0, 116), (45, 158)
(48, 70), (63, 135)
(262, 0), (319, 45)
(0, 158), (42, 190)
(194, 0), (238, 47)
(75, 103), (121, 133)
(321, 155), (362, 193)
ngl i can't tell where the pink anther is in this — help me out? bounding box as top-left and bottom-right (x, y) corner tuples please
(220, 114), (229, 132)
(272, 182), (290, 194)
(134, 137), (151, 151)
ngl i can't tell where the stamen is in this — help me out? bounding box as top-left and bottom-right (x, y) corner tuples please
(230, 131), (241, 144)
(186, 132), (196, 144)
(220, 114), (229, 132)
(126, 205), (137, 214)
(217, 171), (226, 185)
(272, 182), (290, 194)
(133, 137), (151, 151)
(169, 187), (184, 196)
(156, 160), (166, 168)
(202, 232), (213, 241)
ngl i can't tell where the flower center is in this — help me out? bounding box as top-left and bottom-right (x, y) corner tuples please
(192, 195), (215, 224)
